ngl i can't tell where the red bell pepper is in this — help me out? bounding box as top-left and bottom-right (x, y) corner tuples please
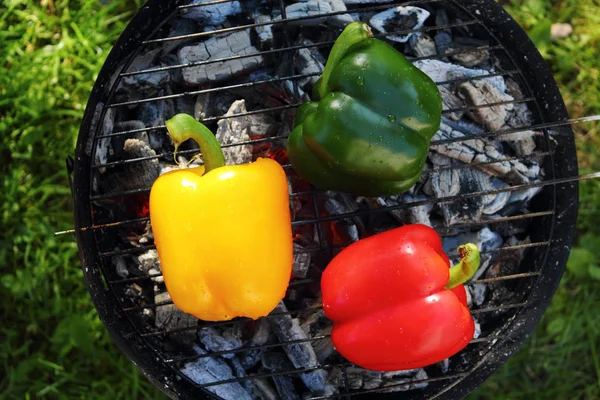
(321, 224), (480, 371)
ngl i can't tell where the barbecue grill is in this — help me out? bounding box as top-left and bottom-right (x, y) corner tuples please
(63, 0), (600, 399)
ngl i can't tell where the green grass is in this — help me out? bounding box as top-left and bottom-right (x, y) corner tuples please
(0, 0), (598, 399)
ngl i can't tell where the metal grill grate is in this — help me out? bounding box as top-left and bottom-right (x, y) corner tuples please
(64, 0), (600, 399)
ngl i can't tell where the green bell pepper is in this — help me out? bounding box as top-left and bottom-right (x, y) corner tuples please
(287, 22), (442, 197)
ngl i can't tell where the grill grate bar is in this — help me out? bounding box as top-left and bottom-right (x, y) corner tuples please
(442, 97), (534, 115)
(100, 210), (553, 261)
(470, 302), (529, 315)
(107, 74), (313, 108)
(122, 37), (501, 78)
(109, 268), (545, 295)
(307, 374), (470, 399)
(486, 241), (550, 253)
(430, 152), (552, 174)
(290, 173), (600, 227)
(143, 0), (456, 45)
(177, 0), (237, 9)
(107, 68), (515, 109)
(88, 151), (553, 202)
(123, 288), (534, 318)
(164, 335), (333, 362)
(82, 166), (593, 232)
(95, 105), (298, 140)
(472, 271), (541, 284)
(147, 266), (544, 310)
(159, 331), (492, 366)
(437, 211), (555, 231)
(191, 362), (353, 388)
(85, 112), (593, 169)
(290, 240), (550, 257)
(95, 96), (534, 171)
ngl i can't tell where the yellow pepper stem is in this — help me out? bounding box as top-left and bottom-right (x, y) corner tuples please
(165, 114), (226, 173)
(445, 243), (481, 289)
(315, 22), (373, 99)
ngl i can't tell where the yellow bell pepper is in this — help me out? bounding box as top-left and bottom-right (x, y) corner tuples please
(149, 114), (293, 322)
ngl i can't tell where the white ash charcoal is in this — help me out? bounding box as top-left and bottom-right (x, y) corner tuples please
(251, 318), (272, 347)
(229, 357), (254, 397)
(325, 191), (365, 238)
(293, 243), (311, 279)
(136, 249), (160, 274)
(247, 113), (278, 138)
(402, 194), (433, 226)
(409, 33), (437, 57)
(180, 0), (241, 25)
(369, 7), (430, 43)
(348, 367), (383, 390)
(252, 11), (275, 50)
(503, 90), (538, 156)
(295, 41), (325, 89)
(502, 128), (538, 157)
(437, 358), (450, 374)
(261, 352), (302, 400)
(299, 305), (334, 363)
(284, 1), (333, 26)
(181, 344), (252, 400)
(438, 86), (466, 121)
(322, 0), (355, 27)
(432, 166), (507, 226)
(102, 139), (160, 194)
(268, 302), (335, 395)
(457, 80), (514, 131)
(154, 291), (197, 345)
(179, 29), (263, 86)
(123, 138), (160, 182)
(431, 122), (538, 183)
(413, 59), (507, 93)
(450, 47), (490, 68)
(216, 100), (253, 165)
(507, 185), (543, 208)
(199, 326), (243, 359)
(240, 349), (262, 370)
(113, 256), (129, 278)
(379, 369), (429, 392)
(483, 179), (511, 215)
(468, 283), (487, 307)
(473, 318), (481, 339)
(441, 115), (486, 135)
(372, 196), (406, 225)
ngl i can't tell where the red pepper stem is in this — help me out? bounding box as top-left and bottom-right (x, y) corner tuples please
(165, 114), (226, 173)
(316, 22), (373, 99)
(445, 243), (481, 290)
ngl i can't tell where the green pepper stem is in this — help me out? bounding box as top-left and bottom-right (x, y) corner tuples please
(165, 114), (226, 173)
(445, 243), (481, 290)
(316, 22), (373, 99)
